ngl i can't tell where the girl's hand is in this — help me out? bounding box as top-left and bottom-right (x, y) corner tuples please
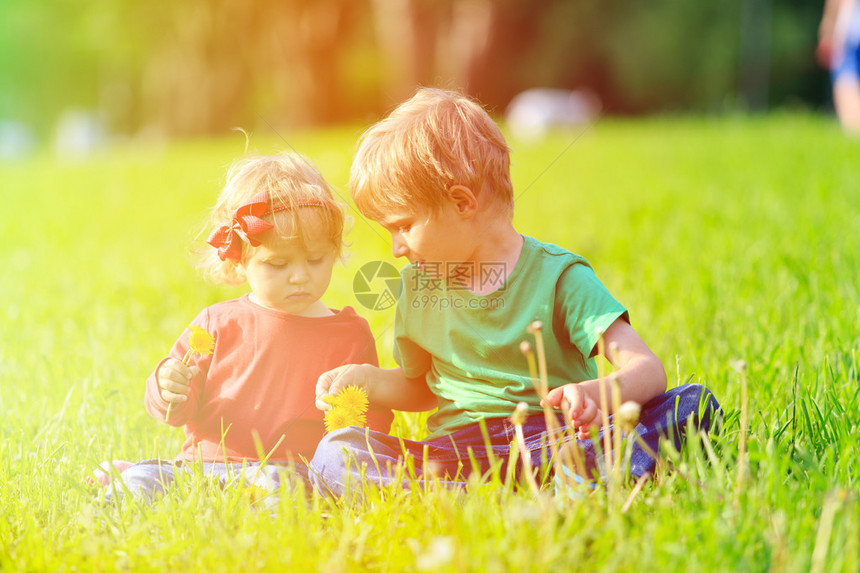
(543, 382), (601, 432)
(315, 363), (373, 411)
(156, 357), (199, 404)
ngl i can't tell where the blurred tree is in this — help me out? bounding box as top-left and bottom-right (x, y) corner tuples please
(0, 0), (835, 140)
(369, 0), (496, 106)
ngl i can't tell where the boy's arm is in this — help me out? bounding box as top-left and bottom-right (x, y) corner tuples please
(316, 364), (437, 412)
(583, 316), (667, 407)
(544, 317), (667, 426)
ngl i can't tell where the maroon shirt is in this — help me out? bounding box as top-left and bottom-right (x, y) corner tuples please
(145, 295), (391, 462)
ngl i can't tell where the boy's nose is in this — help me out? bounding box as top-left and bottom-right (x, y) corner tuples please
(391, 235), (409, 259)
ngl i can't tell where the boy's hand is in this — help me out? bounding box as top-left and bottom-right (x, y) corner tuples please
(315, 364), (371, 411)
(156, 358), (199, 404)
(543, 383), (600, 433)
(315, 363), (375, 411)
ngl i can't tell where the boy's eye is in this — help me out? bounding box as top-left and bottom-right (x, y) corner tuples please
(308, 257), (324, 264)
(266, 261), (287, 268)
(398, 225), (411, 233)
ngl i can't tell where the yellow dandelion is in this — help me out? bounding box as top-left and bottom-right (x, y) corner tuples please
(324, 407), (355, 433)
(189, 325), (215, 356)
(322, 385), (368, 433)
(242, 484), (268, 504)
(336, 385), (369, 417)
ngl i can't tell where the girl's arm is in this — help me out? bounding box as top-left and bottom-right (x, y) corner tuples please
(316, 364), (437, 412)
(144, 357), (202, 426)
(144, 315), (211, 426)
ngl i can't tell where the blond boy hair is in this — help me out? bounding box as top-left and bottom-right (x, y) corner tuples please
(350, 88), (514, 221)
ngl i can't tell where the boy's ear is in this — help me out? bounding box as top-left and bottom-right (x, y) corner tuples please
(446, 185), (478, 216)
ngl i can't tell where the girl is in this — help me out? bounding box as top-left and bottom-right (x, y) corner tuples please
(101, 153), (391, 502)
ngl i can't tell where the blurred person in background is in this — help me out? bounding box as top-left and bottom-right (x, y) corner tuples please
(819, 0), (860, 133)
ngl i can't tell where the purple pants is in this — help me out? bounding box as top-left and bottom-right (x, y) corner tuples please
(101, 460), (310, 504)
(307, 384), (720, 497)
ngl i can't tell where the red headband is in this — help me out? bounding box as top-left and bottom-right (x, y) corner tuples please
(206, 191), (324, 261)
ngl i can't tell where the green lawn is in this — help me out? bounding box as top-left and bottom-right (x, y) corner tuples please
(1, 114), (858, 571)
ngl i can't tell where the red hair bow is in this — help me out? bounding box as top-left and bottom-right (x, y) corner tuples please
(206, 191), (274, 261)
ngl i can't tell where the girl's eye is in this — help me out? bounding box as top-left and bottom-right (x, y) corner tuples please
(308, 258), (324, 265)
(266, 261), (287, 268)
(398, 225), (411, 233)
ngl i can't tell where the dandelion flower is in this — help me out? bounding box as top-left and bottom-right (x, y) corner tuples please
(188, 325), (215, 358)
(242, 484), (268, 504)
(180, 325), (215, 366)
(336, 385), (369, 417)
(324, 407), (355, 433)
(323, 385), (368, 432)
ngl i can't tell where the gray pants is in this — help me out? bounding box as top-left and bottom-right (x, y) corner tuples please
(101, 459), (311, 504)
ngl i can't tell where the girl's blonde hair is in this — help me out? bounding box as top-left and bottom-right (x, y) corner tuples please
(349, 87), (514, 221)
(198, 153), (346, 285)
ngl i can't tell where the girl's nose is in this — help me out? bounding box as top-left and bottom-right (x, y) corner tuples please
(289, 263), (310, 284)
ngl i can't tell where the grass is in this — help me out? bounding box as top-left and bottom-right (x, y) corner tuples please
(1, 113), (859, 571)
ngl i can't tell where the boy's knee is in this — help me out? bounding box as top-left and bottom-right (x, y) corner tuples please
(318, 426), (368, 452)
(308, 427), (366, 488)
(667, 383), (722, 429)
(312, 427), (369, 468)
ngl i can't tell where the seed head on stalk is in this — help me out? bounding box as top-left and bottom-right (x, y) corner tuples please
(526, 321), (549, 397)
(730, 359), (749, 509)
(615, 400), (658, 462)
(522, 324), (574, 488)
(616, 401), (641, 433)
(510, 402), (540, 495)
(519, 341), (539, 391)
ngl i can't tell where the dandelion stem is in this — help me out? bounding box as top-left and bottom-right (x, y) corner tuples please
(597, 377), (614, 481)
(595, 334), (613, 482)
(560, 407), (589, 480)
(181, 348), (194, 366)
(631, 431), (658, 462)
(514, 422), (540, 495)
(733, 360), (749, 509)
(610, 374), (624, 489)
(522, 332), (567, 489)
(621, 472), (650, 514)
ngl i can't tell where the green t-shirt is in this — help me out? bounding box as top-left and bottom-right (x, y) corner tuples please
(393, 235), (628, 439)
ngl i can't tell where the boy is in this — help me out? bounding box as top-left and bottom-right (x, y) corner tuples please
(309, 88), (719, 495)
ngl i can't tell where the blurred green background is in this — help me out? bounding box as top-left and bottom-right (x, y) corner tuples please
(0, 0), (827, 147)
